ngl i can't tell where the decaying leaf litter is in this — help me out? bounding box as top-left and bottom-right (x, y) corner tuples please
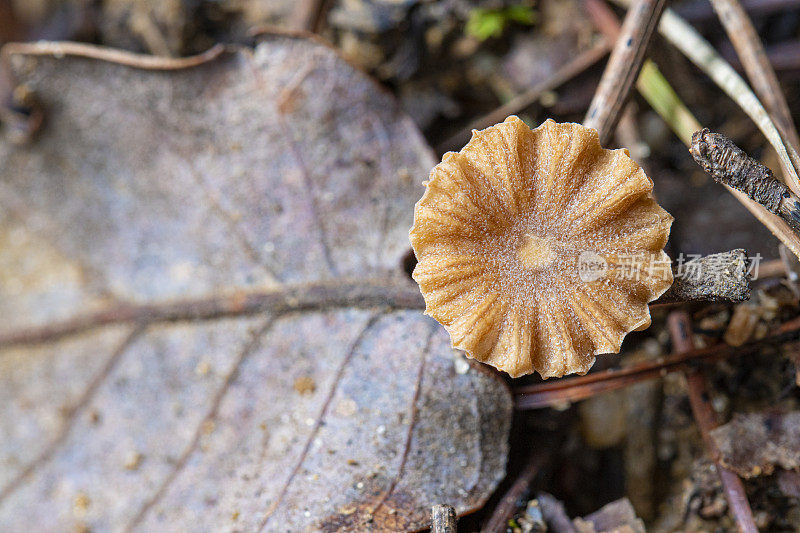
(0, 35), (512, 531)
(5, 0), (800, 532)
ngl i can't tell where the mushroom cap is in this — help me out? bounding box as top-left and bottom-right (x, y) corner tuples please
(410, 117), (673, 378)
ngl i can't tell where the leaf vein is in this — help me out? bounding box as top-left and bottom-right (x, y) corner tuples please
(0, 326), (143, 505)
(124, 316), (276, 532)
(256, 313), (381, 531)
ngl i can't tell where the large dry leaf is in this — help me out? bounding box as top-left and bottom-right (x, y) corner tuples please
(0, 35), (512, 532)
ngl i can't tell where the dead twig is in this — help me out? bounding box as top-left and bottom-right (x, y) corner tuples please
(431, 505), (457, 533)
(436, 40), (610, 154)
(1, 41), (225, 70)
(608, 0), (800, 258)
(657, 249), (751, 304)
(691, 129), (800, 235)
(583, 0), (667, 144)
(0, 280), (426, 348)
(482, 453), (546, 533)
(0, 41), (225, 143)
(583, 0), (623, 41)
(667, 311), (758, 533)
(515, 316), (800, 409)
(709, 0), (800, 176)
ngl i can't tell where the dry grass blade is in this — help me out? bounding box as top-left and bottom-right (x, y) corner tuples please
(613, 0), (800, 195)
(641, 61), (800, 256)
(727, 187), (800, 258)
(654, 6), (800, 195)
(635, 60), (698, 146)
(595, 1), (800, 258)
(709, 0), (800, 176)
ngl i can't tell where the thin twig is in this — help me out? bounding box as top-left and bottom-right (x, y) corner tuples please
(0, 41), (226, 143)
(482, 453), (546, 533)
(691, 129), (800, 235)
(1, 41), (225, 70)
(709, 0), (800, 177)
(583, 0), (622, 41)
(613, 0), (800, 196)
(437, 40), (609, 154)
(600, 1), (800, 259)
(583, 0), (667, 144)
(514, 318), (800, 409)
(584, 0), (697, 145)
(667, 311), (758, 533)
(431, 505), (457, 533)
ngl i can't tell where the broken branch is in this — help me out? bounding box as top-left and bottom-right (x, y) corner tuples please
(691, 129), (800, 235)
(583, 0), (667, 144)
(482, 453), (546, 533)
(431, 505), (457, 533)
(656, 249), (751, 304)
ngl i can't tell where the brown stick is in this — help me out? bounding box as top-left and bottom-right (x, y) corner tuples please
(667, 311), (758, 533)
(583, 0), (667, 144)
(514, 317), (800, 409)
(709, 0), (800, 176)
(690, 128), (800, 235)
(431, 505), (457, 533)
(584, 0), (623, 41)
(436, 41), (610, 154)
(482, 453), (546, 533)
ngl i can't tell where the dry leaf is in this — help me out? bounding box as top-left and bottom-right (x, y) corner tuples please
(573, 498), (645, 533)
(711, 411), (800, 478)
(0, 35), (512, 532)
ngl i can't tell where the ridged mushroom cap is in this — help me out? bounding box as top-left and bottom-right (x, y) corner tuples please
(410, 117), (673, 378)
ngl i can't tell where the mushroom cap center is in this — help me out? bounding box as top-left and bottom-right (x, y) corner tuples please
(516, 233), (556, 270)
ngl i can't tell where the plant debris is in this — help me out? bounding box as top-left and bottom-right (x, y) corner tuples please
(711, 411), (800, 478)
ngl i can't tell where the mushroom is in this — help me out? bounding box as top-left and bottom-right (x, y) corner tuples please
(410, 117), (673, 378)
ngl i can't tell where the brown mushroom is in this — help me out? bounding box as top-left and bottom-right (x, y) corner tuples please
(410, 117), (673, 378)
